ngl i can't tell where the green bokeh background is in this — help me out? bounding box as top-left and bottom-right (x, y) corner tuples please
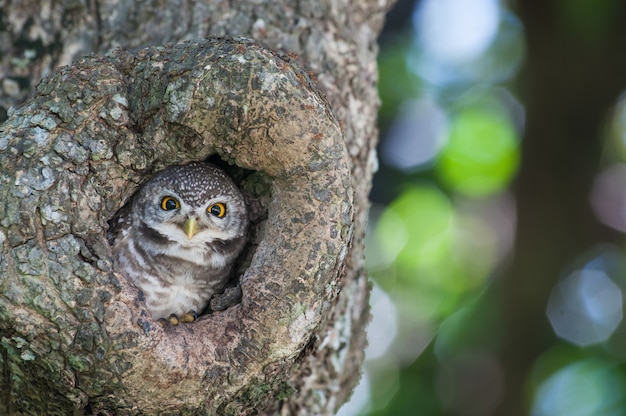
(348, 0), (626, 415)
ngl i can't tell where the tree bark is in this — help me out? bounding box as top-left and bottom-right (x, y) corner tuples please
(0, 1), (392, 414)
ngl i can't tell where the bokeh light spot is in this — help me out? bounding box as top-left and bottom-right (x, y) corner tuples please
(382, 98), (448, 172)
(547, 269), (622, 347)
(366, 284), (398, 360)
(415, 0), (500, 64)
(437, 108), (520, 197)
(590, 163), (626, 233)
(366, 205), (409, 271)
(532, 359), (626, 416)
(376, 185), (454, 271)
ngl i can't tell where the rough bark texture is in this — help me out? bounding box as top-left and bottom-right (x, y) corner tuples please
(0, 1), (392, 414)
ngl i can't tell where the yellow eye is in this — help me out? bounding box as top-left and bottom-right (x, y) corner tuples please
(161, 196), (180, 211)
(208, 202), (226, 218)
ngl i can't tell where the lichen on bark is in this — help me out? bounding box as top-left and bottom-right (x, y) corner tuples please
(0, 38), (352, 414)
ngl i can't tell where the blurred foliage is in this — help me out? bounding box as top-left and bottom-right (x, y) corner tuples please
(437, 108), (519, 197)
(377, 37), (422, 125)
(531, 357), (626, 416)
(558, 0), (622, 39)
(343, 0), (626, 415)
(369, 184), (499, 321)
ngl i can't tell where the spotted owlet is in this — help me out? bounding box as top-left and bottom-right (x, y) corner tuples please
(109, 162), (248, 325)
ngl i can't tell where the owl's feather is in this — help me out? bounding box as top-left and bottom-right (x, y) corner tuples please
(109, 162), (247, 321)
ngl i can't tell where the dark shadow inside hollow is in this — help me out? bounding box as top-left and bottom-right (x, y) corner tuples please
(203, 153), (271, 313)
(105, 153), (270, 320)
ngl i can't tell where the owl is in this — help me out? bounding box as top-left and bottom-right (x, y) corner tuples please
(109, 162), (248, 325)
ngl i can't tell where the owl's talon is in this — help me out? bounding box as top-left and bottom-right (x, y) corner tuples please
(180, 310), (198, 323)
(167, 313), (180, 326)
(157, 311), (197, 327)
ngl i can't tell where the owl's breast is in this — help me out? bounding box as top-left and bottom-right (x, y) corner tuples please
(144, 281), (207, 319)
(134, 258), (231, 319)
(159, 240), (230, 269)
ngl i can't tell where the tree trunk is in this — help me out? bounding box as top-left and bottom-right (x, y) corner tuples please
(496, 2), (626, 414)
(0, 1), (392, 414)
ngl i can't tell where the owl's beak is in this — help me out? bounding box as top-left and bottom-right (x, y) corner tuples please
(181, 217), (200, 240)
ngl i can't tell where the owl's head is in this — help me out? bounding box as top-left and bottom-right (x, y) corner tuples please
(132, 162), (248, 249)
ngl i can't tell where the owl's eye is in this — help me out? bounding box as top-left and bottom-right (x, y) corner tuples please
(161, 196), (180, 211)
(208, 202), (226, 218)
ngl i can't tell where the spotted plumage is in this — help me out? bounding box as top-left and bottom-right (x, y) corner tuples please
(109, 162), (247, 324)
